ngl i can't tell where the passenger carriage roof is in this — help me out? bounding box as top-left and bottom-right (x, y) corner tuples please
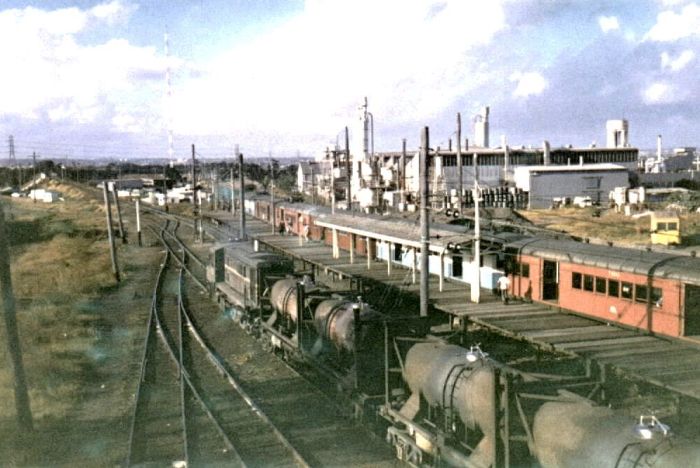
(505, 237), (700, 283)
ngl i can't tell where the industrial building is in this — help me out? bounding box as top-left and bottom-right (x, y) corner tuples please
(513, 164), (630, 209)
(298, 100), (638, 212)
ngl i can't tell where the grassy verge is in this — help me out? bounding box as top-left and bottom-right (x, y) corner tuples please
(0, 181), (156, 466)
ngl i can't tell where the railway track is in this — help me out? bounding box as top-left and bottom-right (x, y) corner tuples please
(126, 220), (314, 467)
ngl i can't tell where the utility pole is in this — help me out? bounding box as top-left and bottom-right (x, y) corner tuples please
(102, 183), (120, 282)
(192, 144), (201, 242)
(8, 135), (16, 167)
(401, 139), (407, 205)
(456, 113), (463, 213)
(213, 171), (219, 211)
(110, 182), (126, 243)
(471, 153), (481, 303)
(270, 157), (276, 233)
(238, 149), (246, 240)
(0, 201), (33, 431)
(162, 164), (168, 212)
(419, 127), (430, 318)
(345, 126), (351, 211)
(32, 152), (37, 203)
(231, 160), (238, 218)
(311, 166), (316, 205)
(135, 199), (142, 247)
(330, 151), (336, 214)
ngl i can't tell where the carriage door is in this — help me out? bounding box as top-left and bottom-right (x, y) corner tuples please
(542, 260), (559, 301)
(684, 284), (700, 336)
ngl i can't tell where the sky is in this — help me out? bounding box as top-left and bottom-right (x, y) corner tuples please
(0, 0), (698, 161)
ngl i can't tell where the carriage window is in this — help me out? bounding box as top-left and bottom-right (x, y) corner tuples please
(635, 284), (648, 303)
(583, 275), (594, 292)
(521, 263), (530, 278)
(621, 282), (633, 299)
(572, 272), (582, 289)
(657, 222), (667, 231)
(651, 287), (663, 307)
(452, 256), (463, 277)
(608, 280), (619, 297)
(667, 222), (678, 230)
(595, 277), (606, 294)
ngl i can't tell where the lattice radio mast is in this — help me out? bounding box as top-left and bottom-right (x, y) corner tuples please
(8, 135), (16, 167)
(164, 30), (174, 162)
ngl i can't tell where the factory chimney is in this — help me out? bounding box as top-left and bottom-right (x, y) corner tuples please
(657, 135), (663, 161)
(474, 106), (490, 148)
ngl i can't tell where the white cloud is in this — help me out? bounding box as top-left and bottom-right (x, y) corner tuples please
(643, 82), (677, 103)
(509, 71), (547, 98)
(661, 49), (695, 71)
(90, 0), (137, 24)
(657, 0), (690, 6)
(645, 3), (700, 42)
(171, 0), (507, 146)
(0, 2), (164, 130)
(598, 15), (620, 33)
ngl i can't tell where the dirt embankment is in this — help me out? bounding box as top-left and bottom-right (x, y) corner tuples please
(0, 181), (162, 466)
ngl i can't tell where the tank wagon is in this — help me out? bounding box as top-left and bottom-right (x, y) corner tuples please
(383, 341), (700, 467)
(209, 239), (411, 398)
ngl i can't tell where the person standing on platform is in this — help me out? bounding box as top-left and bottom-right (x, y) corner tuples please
(497, 274), (511, 304)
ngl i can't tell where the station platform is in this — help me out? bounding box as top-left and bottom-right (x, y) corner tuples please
(205, 210), (700, 402)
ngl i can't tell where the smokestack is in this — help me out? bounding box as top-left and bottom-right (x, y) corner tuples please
(474, 106), (490, 148)
(657, 134), (663, 161)
(543, 140), (550, 166)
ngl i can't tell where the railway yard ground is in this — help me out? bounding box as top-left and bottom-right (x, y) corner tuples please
(0, 183), (398, 466)
(2, 180), (700, 466)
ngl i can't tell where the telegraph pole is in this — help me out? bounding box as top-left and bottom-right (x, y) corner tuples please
(471, 153), (481, 303)
(330, 151), (336, 214)
(8, 135), (16, 167)
(345, 126), (351, 211)
(231, 161), (238, 218)
(162, 164), (168, 212)
(135, 198), (142, 247)
(419, 127), (430, 318)
(456, 113), (463, 213)
(238, 149), (246, 240)
(0, 201), (33, 431)
(110, 182), (126, 243)
(192, 144), (201, 242)
(32, 152), (37, 203)
(270, 158), (276, 233)
(401, 139), (407, 205)
(102, 183), (120, 282)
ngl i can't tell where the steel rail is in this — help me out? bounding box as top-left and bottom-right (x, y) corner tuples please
(125, 235), (170, 466)
(178, 256), (312, 468)
(127, 220), (189, 467)
(152, 226), (244, 464)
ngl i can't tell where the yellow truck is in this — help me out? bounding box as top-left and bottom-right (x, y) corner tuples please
(651, 211), (681, 245)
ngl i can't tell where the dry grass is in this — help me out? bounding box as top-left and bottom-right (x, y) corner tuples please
(0, 181), (115, 428)
(519, 207), (700, 247)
